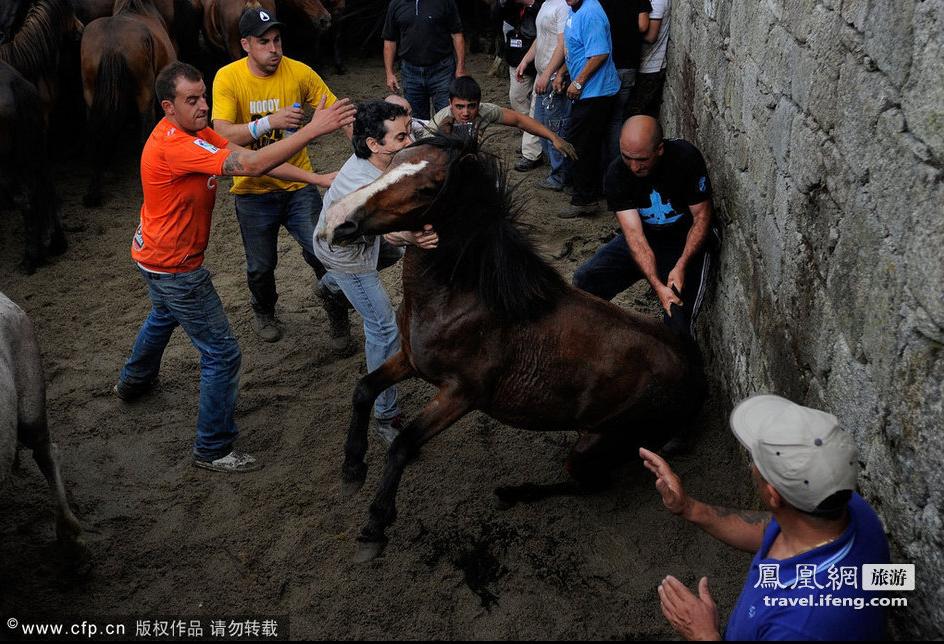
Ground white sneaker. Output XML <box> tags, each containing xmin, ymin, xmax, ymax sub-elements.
<box><xmin>193</xmin><ymin>450</ymin><xmax>262</xmax><ymax>473</ymax></box>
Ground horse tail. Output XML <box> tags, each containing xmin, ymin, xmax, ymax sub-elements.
<box><xmin>84</xmin><ymin>50</ymin><xmax>132</xmax><ymax>206</ymax></box>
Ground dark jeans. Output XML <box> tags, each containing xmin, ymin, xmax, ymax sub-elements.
<box><xmin>234</xmin><ymin>185</ymin><xmax>327</xmax><ymax>315</ymax></box>
<box><xmin>400</xmin><ymin>57</ymin><xmax>455</xmax><ymax>120</ymax></box>
<box><xmin>567</xmin><ymin>94</ymin><xmax>615</xmax><ymax>203</ymax></box>
<box><xmin>573</xmin><ymin>231</ymin><xmax>717</xmax><ymax>337</ymax></box>
<box><xmin>605</xmin><ymin>69</ymin><xmax>636</xmax><ymax>171</ymax></box>
<box><xmin>120</xmin><ymin>267</ymin><xmax>241</xmax><ymax>460</ymax></box>
<box><xmin>625</xmin><ymin>70</ymin><xmax>666</xmax><ymax>119</ymax></box>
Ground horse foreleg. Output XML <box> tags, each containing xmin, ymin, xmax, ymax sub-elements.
<box><xmin>341</xmin><ymin>351</ymin><xmax>415</xmax><ymax>497</ymax></box>
<box><xmin>494</xmin><ymin>432</ymin><xmax>614</xmax><ymax>508</ymax></box>
<box><xmin>355</xmin><ymin>382</ymin><xmax>472</xmax><ymax>563</ymax></box>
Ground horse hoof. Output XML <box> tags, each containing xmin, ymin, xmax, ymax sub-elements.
<box><xmin>340</xmin><ymin>477</ymin><xmax>364</xmax><ymax>498</ymax></box>
<box><xmin>493</xmin><ymin>488</ymin><xmax>518</xmax><ymax>510</ymax></box>
<box><xmin>353</xmin><ymin>540</ymin><xmax>384</xmax><ymax>563</ymax></box>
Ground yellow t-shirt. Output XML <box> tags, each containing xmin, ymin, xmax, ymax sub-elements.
<box><xmin>212</xmin><ymin>56</ymin><xmax>337</xmax><ymax>194</ymax></box>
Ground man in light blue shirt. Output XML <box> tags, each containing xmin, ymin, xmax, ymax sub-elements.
<box><xmin>555</xmin><ymin>0</ymin><xmax>620</xmax><ymax>218</ymax></box>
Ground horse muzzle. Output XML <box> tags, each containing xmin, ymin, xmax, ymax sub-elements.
<box><xmin>330</xmin><ymin>220</ymin><xmax>359</xmax><ymax>243</ymax></box>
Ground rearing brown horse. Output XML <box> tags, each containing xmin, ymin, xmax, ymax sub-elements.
<box><xmin>325</xmin><ymin>135</ymin><xmax>706</xmax><ymax>562</ymax></box>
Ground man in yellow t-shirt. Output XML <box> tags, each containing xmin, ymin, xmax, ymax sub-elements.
<box><xmin>212</xmin><ymin>7</ymin><xmax>352</xmax><ymax>347</ymax></box>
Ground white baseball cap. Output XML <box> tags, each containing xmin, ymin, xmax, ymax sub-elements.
<box><xmin>730</xmin><ymin>394</ymin><xmax>858</xmax><ymax>513</ymax></box>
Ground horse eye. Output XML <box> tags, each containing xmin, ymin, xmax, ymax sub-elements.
<box><xmin>420</xmin><ymin>185</ymin><xmax>438</xmax><ymax>195</ymax></box>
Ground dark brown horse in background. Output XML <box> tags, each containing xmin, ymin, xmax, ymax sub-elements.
<box><xmin>69</xmin><ymin>0</ymin><xmax>203</xmax><ymax>62</ymax></box>
<box><xmin>198</xmin><ymin>0</ymin><xmax>331</xmax><ymax>63</ymax></box>
<box><xmin>324</xmin><ymin>135</ymin><xmax>706</xmax><ymax>562</ymax></box>
<box><xmin>79</xmin><ymin>0</ymin><xmax>175</xmax><ymax>206</ymax></box>
<box><xmin>0</xmin><ymin>0</ymin><xmax>80</xmax><ymax>272</ymax></box>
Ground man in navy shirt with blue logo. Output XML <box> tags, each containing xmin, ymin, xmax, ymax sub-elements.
<box><xmin>640</xmin><ymin>395</ymin><xmax>891</xmax><ymax>640</ymax></box>
<box><xmin>573</xmin><ymin>115</ymin><xmax>716</xmax><ymax>338</ymax></box>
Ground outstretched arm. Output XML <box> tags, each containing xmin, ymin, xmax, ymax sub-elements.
<box><xmin>639</xmin><ymin>448</ymin><xmax>769</xmax><ymax>553</ymax></box>
<box><xmin>221</xmin><ymin>98</ymin><xmax>355</xmax><ymax>177</ymax></box>
<box><xmin>498</xmin><ymin>107</ymin><xmax>577</xmax><ymax>159</ymax></box>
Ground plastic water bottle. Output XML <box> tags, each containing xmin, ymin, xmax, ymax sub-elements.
<box><xmin>284</xmin><ymin>102</ymin><xmax>302</xmax><ymax>135</ymax></box>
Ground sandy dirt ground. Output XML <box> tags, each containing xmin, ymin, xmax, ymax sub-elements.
<box><xmin>0</xmin><ymin>54</ymin><xmax>757</xmax><ymax>639</ymax></box>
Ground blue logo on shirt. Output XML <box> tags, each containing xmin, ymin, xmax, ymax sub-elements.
<box><xmin>639</xmin><ymin>189</ymin><xmax>682</xmax><ymax>225</ymax></box>
<box><xmin>699</xmin><ymin>176</ymin><xmax>707</xmax><ymax>192</ymax></box>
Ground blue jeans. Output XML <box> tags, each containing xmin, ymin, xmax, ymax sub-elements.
<box><xmin>532</xmin><ymin>84</ymin><xmax>573</xmax><ymax>188</ymax></box>
<box><xmin>605</xmin><ymin>68</ymin><xmax>637</xmax><ymax>172</ymax></box>
<box><xmin>400</xmin><ymin>57</ymin><xmax>455</xmax><ymax>120</ymax></box>
<box><xmin>120</xmin><ymin>267</ymin><xmax>242</xmax><ymax>460</ymax></box>
<box><xmin>234</xmin><ymin>185</ymin><xmax>326</xmax><ymax>314</ymax></box>
<box><xmin>320</xmin><ymin>269</ymin><xmax>400</xmax><ymax>420</ymax></box>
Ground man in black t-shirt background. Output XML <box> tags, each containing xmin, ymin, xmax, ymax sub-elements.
<box><xmin>573</xmin><ymin>115</ymin><xmax>718</xmax><ymax>338</ymax></box>
<box><xmin>599</xmin><ymin>0</ymin><xmax>652</xmax><ymax>169</ymax></box>
<box><xmin>383</xmin><ymin>0</ymin><xmax>466</xmax><ymax>120</ymax></box>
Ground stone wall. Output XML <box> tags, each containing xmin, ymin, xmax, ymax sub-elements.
<box><xmin>660</xmin><ymin>0</ymin><xmax>943</xmax><ymax>636</ymax></box>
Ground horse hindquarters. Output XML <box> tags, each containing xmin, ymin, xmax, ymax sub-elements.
<box><xmin>81</xmin><ymin>42</ymin><xmax>132</xmax><ymax>207</ymax></box>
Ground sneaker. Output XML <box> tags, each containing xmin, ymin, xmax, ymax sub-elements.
<box><xmin>193</xmin><ymin>450</ymin><xmax>263</xmax><ymax>473</ymax></box>
<box><xmin>372</xmin><ymin>415</ymin><xmax>403</xmax><ymax>446</ymax></box>
<box><xmin>252</xmin><ymin>311</ymin><xmax>283</xmax><ymax>342</ymax></box>
<box><xmin>315</xmin><ymin>285</ymin><xmax>352</xmax><ymax>352</ymax></box>
<box><xmin>113</xmin><ymin>377</ymin><xmax>159</xmax><ymax>402</ymax></box>
<box><xmin>537</xmin><ymin>177</ymin><xmax>564</xmax><ymax>192</ymax></box>
<box><xmin>557</xmin><ymin>200</ymin><xmax>600</xmax><ymax>219</ymax></box>
<box><xmin>514</xmin><ymin>156</ymin><xmax>543</xmax><ymax>172</ymax></box>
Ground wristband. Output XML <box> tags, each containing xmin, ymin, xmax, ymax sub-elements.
<box><xmin>248</xmin><ymin>115</ymin><xmax>272</xmax><ymax>140</ymax></box>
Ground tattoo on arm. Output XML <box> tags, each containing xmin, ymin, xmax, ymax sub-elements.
<box><xmin>710</xmin><ymin>506</ymin><xmax>771</xmax><ymax>526</ymax></box>
<box><xmin>222</xmin><ymin>151</ymin><xmax>247</xmax><ymax>176</ymax></box>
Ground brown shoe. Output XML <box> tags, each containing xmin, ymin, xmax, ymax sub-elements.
<box><xmin>252</xmin><ymin>312</ymin><xmax>283</xmax><ymax>342</ymax></box>
<box><xmin>557</xmin><ymin>201</ymin><xmax>599</xmax><ymax>219</ymax></box>
<box><xmin>316</xmin><ymin>285</ymin><xmax>353</xmax><ymax>352</ymax></box>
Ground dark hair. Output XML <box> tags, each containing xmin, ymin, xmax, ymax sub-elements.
<box><xmin>800</xmin><ymin>489</ymin><xmax>853</xmax><ymax>521</ymax></box>
<box><xmin>352</xmin><ymin>100</ymin><xmax>407</xmax><ymax>159</ymax></box>
<box><xmin>449</xmin><ymin>76</ymin><xmax>482</xmax><ymax>102</ymax></box>
<box><xmin>155</xmin><ymin>61</ymin><xmax>203</xmax><ymax>103</ymax></box>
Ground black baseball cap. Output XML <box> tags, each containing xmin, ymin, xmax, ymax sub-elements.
<box><xmin>239</xmin><ymin>7</ymin><xmax>285</xmax><ymax>38</ymax></box>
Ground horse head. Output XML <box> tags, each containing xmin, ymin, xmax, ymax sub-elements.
<box><xmin>324</xmin><ymin>138</ymin><xmax>470</xmax><ymax>244</ymax></box>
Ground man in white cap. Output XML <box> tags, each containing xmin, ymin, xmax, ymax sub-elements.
<box><xmin>640</xmin><ymin>394</ymin><xmax>890</xmax><ymax>640</ymax></box>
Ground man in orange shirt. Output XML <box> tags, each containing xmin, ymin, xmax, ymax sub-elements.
<box><xmin>115</xmin><ymin>61</ymin><xmax>355</xmax><ymax>473</ymax></box>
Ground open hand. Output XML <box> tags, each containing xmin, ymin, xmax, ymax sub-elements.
<box><xmin>658</xmin><ymin>576</ymin><xmax>721</xmax><ymax>641</ymax></box>
<box><xmin>307</xmin><ymin>97</ymin><xmax>356</xmax><ymax>138</ymax></box>
<box><xmin>639</xmin><ymin>447</ymin><xmax>689</xmax><ymax>516</ymax></box>
<box><xmin>386</xmin><ymin>73</ymin><xmax>400</xmax><ymax>93</ymax></box>
<box><xmin>552</xmin><ymin>136</ymin><xmax>578</xmax><ymax>160</ymax></box>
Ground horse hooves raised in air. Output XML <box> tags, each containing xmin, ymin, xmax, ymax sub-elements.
<box><xmin>353</xmin><ymin>540</ymin><xmax>385</xmax><ymax>563</ymax></box>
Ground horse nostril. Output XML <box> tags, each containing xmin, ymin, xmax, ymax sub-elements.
<box><xmin>333</xmin><ymin>220</ymin><xmax>357</xmax><ymax>240</ymax></box>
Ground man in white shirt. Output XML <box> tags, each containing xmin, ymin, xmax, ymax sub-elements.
<box><xmin>627</xmin><ymin>0</ymin><xmax>671</xmax><ymax>117</ymax></box>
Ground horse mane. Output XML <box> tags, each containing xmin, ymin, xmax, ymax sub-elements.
<box><xmin>415</xmin><ymin>133</ymin><xmax>569</xmax><ymax>322</ymax></box>
<box><xmin>0</xmin><ymin>0</ymin><xmax>74</xmax><ymax>81</ymax></box>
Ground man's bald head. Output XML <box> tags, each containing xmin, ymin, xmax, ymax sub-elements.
<box><xmin>385</xmin><ymin>94</ymin><xmax>412</xmax><ymax>117</ymax></box>
<box><xmin>619</xmin><ymin>115</ymin><xmax>665</xmax><ymax>177</ymax></box>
